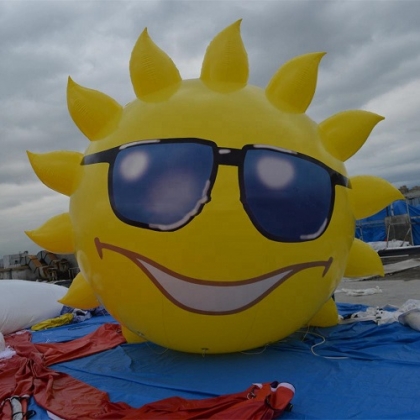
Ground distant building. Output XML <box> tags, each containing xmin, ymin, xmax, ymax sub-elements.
<box><xmin>0</xmin><ymin>251</ymin><xmax>79</xmax><ymax>281</ymax></box>
<box><xmin>2</xmin><ymin>251</ymin><xmax>29</xmax><ymax>269</ymax></box>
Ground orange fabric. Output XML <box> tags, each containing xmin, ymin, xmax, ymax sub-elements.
<box><xmin>122</xmin><ymin>382</ymin><xmax>295</xmax><ymax>419</ymax></box>
<box><xmin>1</xmin><ymin>324</ymin><xmax>294</xmax><ymax>419</ymax></box>
<box><xmin>0</xmin><ymin>324</ymin><xmax>129</xmax><ymax>420</ymax></box>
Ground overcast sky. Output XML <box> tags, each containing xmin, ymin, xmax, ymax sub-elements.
<box><xmin>0</xmin><ymin>0</ymin><xmax>419</xmax><ymax>258</ymax></box>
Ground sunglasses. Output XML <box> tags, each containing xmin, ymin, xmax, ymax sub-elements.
<box><xmin>82</xmin><ymin>138</ymin><xmax>350</xmax><ymax>242</ymax></box>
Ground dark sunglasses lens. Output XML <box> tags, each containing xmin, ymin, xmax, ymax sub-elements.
<box><xmin>111</xmin><ymin>142</ymin><xmax>214</xmax><ymax>230</ymax></box>
<box><xmin>243</xmin><ymin>149</ymin><xmax>333</xmax><ymax>241</ymax></box>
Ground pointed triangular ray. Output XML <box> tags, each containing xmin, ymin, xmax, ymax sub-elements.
<box><xmin>59</xmin><ymin>272</ymin><xmax>100</xmax><ymax>309</ymax></box>
<box><xmin>320</xmin><ymin>110</ymin><xmax>384</xmax><ymax>161</ymax></box>
<box><xmin>200</xmin><ymin>20</ymin><xmax>248</xmax><ymax>90</ymax></box>
<box><xmin>25</xmin><ymin>213</ymin><xmax>75</xmax><ymax>254</ymax></box>
<box><xmin>67</xmin><ymin>77</ymin><xmax>122</xmax><ymax>141</ymax></box>
<box><xmin>27</xmin><ymin>150</ymin><xmax>83</xmax><ymax>196</ymax></box>
<box><xmin>307</xmin><ymin>298</ymin><xmax>339</xmax><ymax>327</ymax></box>
<box><xmin>266</xmin><ymin>52</ymin><xmax>325</xmax><ymax>113</ymax></box>
<box><xmin>130</xmin><ymin>28</ymin><xmax>181</xmax><ymax>99</ymax></box>
<box><xmin>349</xmin><ymin>176</ymin><xmax>405</xmax><ymax>220</ymax></box>
<box><xmin>344</xmin><ymin>238</ymin><xmax>384</xmax><ymax>278</ymax></box>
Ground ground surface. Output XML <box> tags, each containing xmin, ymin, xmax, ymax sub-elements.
<box><xmin>336</xmin><ymin>255</ymin><xmax>420</xmax><ymax>308</ymax></box>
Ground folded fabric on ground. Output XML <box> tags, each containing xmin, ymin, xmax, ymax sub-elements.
<box><xmin>0</xmin><ymin>323</ymin><xmax>127</xmax><ymax>420</ymax></box>
<box><xmin>2</xmin><ymin>303</ymin><xmax>420</xmax><ymax>419</ymax></box>
<box><xmin>29</xmin><ymin>305</ymin><xmax>110</xmax><ymax>331</ymax></box>
<box><xmin>340</xmin><ymin>299</ymin><xmax>420</xmax><ymax>328</ymax></box>
<box><xmin>335</xmin><ymin>286</ymin><xmax>383</xmax><ymax>296</ymax></box>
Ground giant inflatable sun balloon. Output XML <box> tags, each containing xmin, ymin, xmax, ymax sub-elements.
<box><xmin>27</xmin><ymin>21</ymin><xmax>403</xmax><ymax>353</ymax></box>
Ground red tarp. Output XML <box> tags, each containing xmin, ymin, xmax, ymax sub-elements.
<box><xmin>1</xmin><ymin>323</ymin><xmax>294</xmax><ymax>419</ymax></box>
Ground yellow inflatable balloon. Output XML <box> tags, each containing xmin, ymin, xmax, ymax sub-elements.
<box><xmin>26</xmin><ymin>20</ymin><xmax>404</xmax><ymax>353</ymax></box>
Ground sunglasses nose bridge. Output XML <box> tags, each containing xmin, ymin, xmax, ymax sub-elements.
<box><xmin>200</xmin><ymin>146</ymin><xmax>242</xmax><ymax>209</ymax></box>
<box><xmin>207</xmin><ymin>164</ymin><xmax>242</xmax><ymax>209</ymax></box>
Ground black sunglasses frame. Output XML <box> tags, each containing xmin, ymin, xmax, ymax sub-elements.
<box><xmin>81</xmin><ymin>138</ymin><xmax>351</xmax><ymax>242</ymax></box>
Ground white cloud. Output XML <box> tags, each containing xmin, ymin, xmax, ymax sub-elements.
<box><xmin>346</xmin><ymin>78</ymin><xmax>420</xmax><ymax>185</ymax></box>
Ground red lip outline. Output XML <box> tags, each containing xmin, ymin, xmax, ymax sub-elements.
<box><xmin>95</xmin><ymin>237</ymin><xmax>332</xmax><ymax>315</ymax></box>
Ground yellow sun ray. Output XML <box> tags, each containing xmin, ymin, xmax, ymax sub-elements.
<box><xmin>349</xmin><ymin>175</ymin><xmax>405</xmax><ymax>220</ymax></box>
<box><xmin>307</xmin><ymin>298</ymin><xmax>339</xmax><ymax>327</ymax></box>
<box><xmin>200</xmin><ymin>20</ymin><xmax>248</xmax><ymax>90</ymax></box>
<box><xmin>59</xmin><ymin>272</ymin><xmax>100</xmax><ymax>309</ymax></box>
<box><xmin>25</xmin><ymin>213</ymin><xmax>74</xmax><ymax>254</ymax></box>
<box><xmin>266</xmin><ymin>52</ymin><xmax>326</xmax><ymax>113</ymax></box>
<box><xmin>27</xmin><ymin>150</ymin><xmax>83</xmax><ymax>196</ymax></box>
<box><xmin>129</xmin><ymin>28</ymin><xmax>181</xmax><ymax>100</ymax></box>
<box><xmin>345</xmin><ymin>238</ymin><xmax>384</xmax><ymax>278</ymax></box>
<box><xmin>319</xmin><ymin>110</ymin><xmax>384</xmax><ymax>162</ymax></box>
<box><xmin>67</xmin><ymin>77</ymin><xmax>123</xmax><ymax>141</ymax></box>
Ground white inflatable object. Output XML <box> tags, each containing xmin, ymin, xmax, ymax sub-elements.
<box><xmin>0</xmin><ymin>280</ymin><xmax>67</xmax><ymax>335</ymax></box>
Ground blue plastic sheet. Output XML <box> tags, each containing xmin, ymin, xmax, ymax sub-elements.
<box><xmin>356</xmin><ymin>200</ymin><xmax>420</xmax><ymax>245</ymax></box>
<box><xmin>27</xmin><ymin>304</ymin><xmax>420</xmax><ymax>419</ymax></box>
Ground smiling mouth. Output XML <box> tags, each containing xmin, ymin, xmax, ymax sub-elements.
<box><xmin>95</xmin><ymin>237</ymin><xmax>332</xmax><ymax>315</ymax></box>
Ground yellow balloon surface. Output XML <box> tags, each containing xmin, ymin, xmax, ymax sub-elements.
<box><xmin>26</xmin><ymin>21</ymin><xmax>401</xmax><ymax>353</ymax></box>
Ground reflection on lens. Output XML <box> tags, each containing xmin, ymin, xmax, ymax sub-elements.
<box><xmin>119</xmin><ymin>151</ymin><xmax>148</xmax><ymax>181</ymax></box>
<box><xmin>256</xmin><ymin>156</ymin><xmax>295</xmax><ymax>189</ymax></box>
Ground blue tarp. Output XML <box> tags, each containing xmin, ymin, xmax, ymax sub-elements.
<box><xmin>356</xmin><ymin>200</ymin><xmax>420</xmax><ymax>245</ymax></box>
<box><xmin>27</xmin><ymin>304</ymin><xmax>420</xmax><ymax>419</ymax></box>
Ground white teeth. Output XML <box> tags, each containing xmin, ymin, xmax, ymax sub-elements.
<box><xmin>139</xmin><ymin>258</ymin><xmax>293</xmax><ymax>315</ymax></box>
